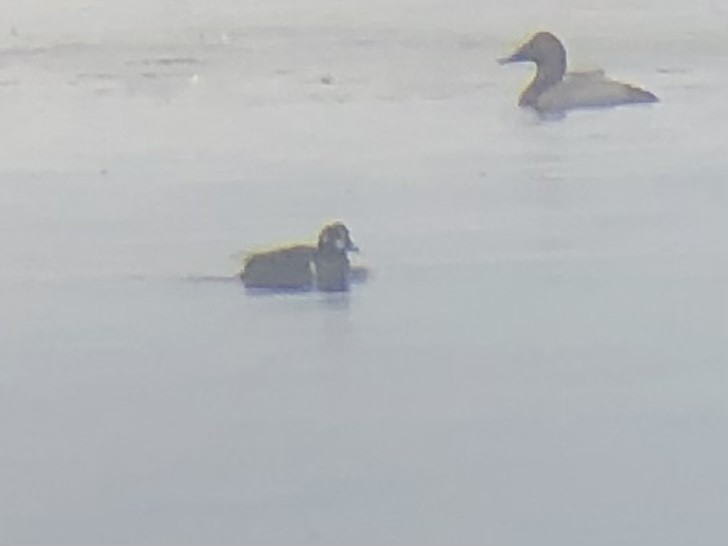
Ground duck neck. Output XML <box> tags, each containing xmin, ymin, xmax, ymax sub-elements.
<box><xmin>519</xmin><ymin>57</ymin><xmax>566</xmax><ymax>107</ymax></box>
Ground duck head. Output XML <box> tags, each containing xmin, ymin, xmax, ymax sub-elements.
<box><xmin>499</xmin><ymin>31</ymin><xmax>569</xmax><ymax>108</ymax></box>
<box><xmin>317</xmin><ymin>222</ymin><xmax>359</xmax><ymax>255</ymax></box>
<box><xmin>498</xmin><ymin>31</ymin><xmax>567</xmax><ymax>70</ymax></box>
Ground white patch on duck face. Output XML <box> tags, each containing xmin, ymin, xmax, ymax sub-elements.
<box><xmin>334</xmin><ymin>237</ymin><xmax>347</xmax><ymax>250</ymax></box>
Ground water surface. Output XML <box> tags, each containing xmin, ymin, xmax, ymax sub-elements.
<box><xmin>0</xmin><ymin>1</ymin><xmax>726</xmax><ymax>544</ymax></box>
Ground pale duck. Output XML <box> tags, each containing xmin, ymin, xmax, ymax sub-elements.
<box><xmin>499</xmin><ymin>31</ymin><xmax>658</xmax><ymax>114</ymax></box>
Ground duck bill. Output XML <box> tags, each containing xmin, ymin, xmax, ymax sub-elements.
<box><xmin>498</xmin><ymin>50</ymin><xmax>528</xmax><ymax>64</ymax></box>
<box><xmin>334</xmin><ymin>238</ymin><xmax>359</xmax><ymax>252</ymax></box>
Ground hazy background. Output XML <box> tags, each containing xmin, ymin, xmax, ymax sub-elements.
<box><xmin>1</xmin><ymin>1</ymin><xmax>726</xmax><ymax>544</ymax></box>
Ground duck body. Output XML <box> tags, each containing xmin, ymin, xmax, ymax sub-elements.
<box><xmin>239</xmin><ymin>245</ymin><xmax>315</xmax><ymax>290</ymax></box>
<box><xmin>499</xmin><ymin>32</ymin><xmax>658</xmax><ymax>114</ymax></box>
<box><xmin>527</xmin><ymin>70</ymin><xmax>659</xmax><ymax>113</ymax></box>
<box><xmin>239</xmin><ymin>222</ymin><xmax>359</xmax><ymax>292</ymax></box>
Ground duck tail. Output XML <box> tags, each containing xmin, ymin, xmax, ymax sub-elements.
<box><xmin>627</xmin><ymin>86</ymin><xmax>659</xmax><ymax>103</ymax></box>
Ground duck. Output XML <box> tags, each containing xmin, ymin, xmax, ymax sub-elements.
<box><xmin>498</xmin><ymin>31</ymin><xmax>658</xmax><ymax>114</ymax></box>
<box><xmin>239</xmin><ymin>222</ymin><xmax>359</xmax><ymax>292</ymax></box>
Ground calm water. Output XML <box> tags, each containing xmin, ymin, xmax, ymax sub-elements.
<box><xmin>0</xmin><ymin>1</ymin><xmax>726</xmax><ymax>544</ymax></box>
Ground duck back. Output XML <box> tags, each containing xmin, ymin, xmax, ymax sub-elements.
<box><xmin>240</xmin><ymin>245</ymin><xmax>314</xmax><ymax>289</ymax></box>
<box><xmin>536</xmin><ymin>71</ymin><xmax>658</xmax><ymax>113</ymax></box>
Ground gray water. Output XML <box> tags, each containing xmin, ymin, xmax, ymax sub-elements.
<box><xmin>1</xmin><ymin>1</ymin><xmax>726</xmax><ymax>544</ymax></box>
